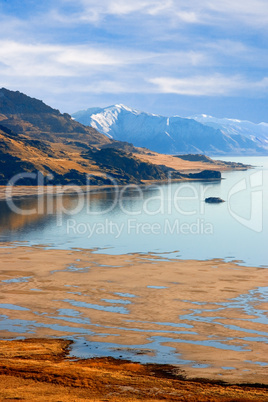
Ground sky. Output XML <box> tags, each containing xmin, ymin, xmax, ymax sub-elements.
<box><xmin>0</xmin><ymin>0</ymin><xmax>267</xmax><ymax>122</ymax></box>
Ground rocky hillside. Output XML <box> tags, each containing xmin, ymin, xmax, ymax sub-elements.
<box><xmin>0</xmin><ymin>88</ymin><xmax>217</xmax><ymax>185</ymax></box>
<box><xmin>0</xmin><ymin>88</ymin><xmax>111</xmax><ymax>147</ymax></box>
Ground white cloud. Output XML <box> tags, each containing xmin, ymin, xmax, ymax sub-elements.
<box><xmin>204</xmin><ymin>40</ymin><xmax>268</xmax><ymax>71</ymax></box>
<box><xmin>1</xmin><ymin>38</ymin><xmax>267</xmax><ymax>99</ymax></box>
<box><xmin>0</xmin><ymin>40</ymin><xmax>149</xmax><ymax>78</ymax></box>
<box><xmin>0</xmin><ymin>41</ymin><xmax>71</xmax><ymax>77</ymax></box>
<box><xmin>175</xmin><ymin>11</ymin><xmax>199</xmax><ymax>23</ymax></box>
<box><xmin>254</xmin><ymin>77</ymin><xmax>268</xmax><ymax>89</ymax></box>
<box><xmin>0</xmin><ymin>39</ymin><xmax>211</xmax><ymax>80</ymax></box>
<box><xmin>61</xmin><ymin>0</ymin><xmax>173</xmax><ymax>18</ymax></box>
<box><xmin>56</xmin><ymin>48</ymin><xmax>121</xmax><ymax>67</ymax></box>
<box><xmin>149</xmin><ymin>74</ymin><xmax>268</xmax><ymax>96</ymax></box>
<box><xmin>57</xmin><ymin>0</ymin><xmax>268</xmax><ymax>27</ymax></box>
<box><xmin>206</xmin><ymin>0</ymin><xmax>268</xmax><ymax>25</ymax></box>
<box><xmin>0</xmin><ymin>1</ymin><xmax>267</xmax><ymax>117</ymax></box>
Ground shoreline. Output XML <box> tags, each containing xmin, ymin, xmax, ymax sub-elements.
<box><xmin>0</xmin><ymin>176</ymin><xmax>223</xmax><ymax>201</ymax></box>
<box><xmin>0</xmin><ymin>155</ymin><xmax>253</xmax><ymax>201</ymax></box>
<box><xmin>0</xmin><ymin>338</ymin><xmax>267</xmax><ymax>401</ymax></box>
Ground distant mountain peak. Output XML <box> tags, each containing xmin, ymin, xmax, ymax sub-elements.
<box><xmin>113</xmin><ymin>104</ymin><xmax>133</xmax><ymax>111</ymax></box>
<box><xmin>189</xmin><ymin>114</ymin><xmax>268</xmax><ymax>145</ymax></box>
<box><xmin>72</xmin><ymin>105</ymin><xmax>268</xmax><ymax>155</ymax></box>
<box><xmin>189</xmin><ymin>113</ymin><xmax>254</xmax><ymax>125</ymax></box>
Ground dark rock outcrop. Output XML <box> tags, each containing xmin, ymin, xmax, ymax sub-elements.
<box><xmin>177</xmin><ymin>170</ymin><xmax>221</xmax><ymax>180</ymax></box>
<box><xmin>187</xmin><ymin>170</ymin><xmax>221</xmax><ymax>180</ymax></box>
<box><xmin>205</xmin><ymin>197</ymin><xmax>225</xmax><ymax>203</ymax></box>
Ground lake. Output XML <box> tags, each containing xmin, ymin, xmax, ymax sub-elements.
<box><xmin>0</xmin><ymin>156</ymin><xmax>267</xmax><ymax>267</ymax></box>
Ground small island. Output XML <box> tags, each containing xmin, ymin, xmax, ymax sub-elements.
<box><xmin>205</xmin><ymin>197</ymin><xmax>225</xmax><ymax>203</ymax></box>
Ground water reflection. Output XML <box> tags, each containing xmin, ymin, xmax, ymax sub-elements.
<box><xmin>0</xmin><ymin>157</ymin><xmax>267</xmax><ymax>267</ymax></box>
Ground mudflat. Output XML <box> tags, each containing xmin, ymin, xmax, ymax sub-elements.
<box><xmin>0</xmin><ymin>244</ymin><xmax>267</xmax><ymax>387</ymax></box>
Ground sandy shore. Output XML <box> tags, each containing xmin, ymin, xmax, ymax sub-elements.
<box><xmin>0</xmin><ymin>244</ymin><xmax>267</xmax><ymax>388</ymax></box>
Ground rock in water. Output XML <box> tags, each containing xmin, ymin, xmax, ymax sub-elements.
<box><xmin>205</xmin><ymin>197</ymin><xmax>225</xmax><ymax>203</ymax></box>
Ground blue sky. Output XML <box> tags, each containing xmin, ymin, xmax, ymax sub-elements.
<box><xmin>0</xmin><ymin>0</ymin><xmax>267</xmax><ymax>122</ymax></box>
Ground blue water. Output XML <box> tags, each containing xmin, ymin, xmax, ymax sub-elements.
<box><xmin>0</xmin><ymin>156</ymin><xmax>267</xmax><ymax>267</ymax></box>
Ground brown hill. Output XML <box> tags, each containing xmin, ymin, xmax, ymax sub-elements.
<box><xmin>0</xmin><ymin>88</ymin><xmax>111</xmax><ymax>147</ymax></box>
<box><xmin>0</xmin><ymin>88</ymin><xmax>247</xmax><ymax>186</ymax></box>
<box><xmin>0</xmin><ymin>123</ymin><xmax>169</xmax><ymax>185</ymax></box>
<box><xmin>0</xmin><ymin>88</ymin><xmax>169</xmax><ymax>184</ymax></box>
<box><xmin>0</xmin><ymin>88</ymin><xmax>170</xmax><ymax>185</ymax></box>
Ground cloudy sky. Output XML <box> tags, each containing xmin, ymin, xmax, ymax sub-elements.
<box><xmin>0</xmin><ymin>0</ymin><xmax>267</xmax><ymax>121</ymax></box>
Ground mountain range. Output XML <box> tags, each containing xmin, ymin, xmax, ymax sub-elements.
<box><xmin>72</xmin><ymin>105</ymin><xmax>268</xmax><ymax>155</ymax></box>
<box><xmin>189</xmin><ymin>114</ymin><xmax>268</xmax><ymax>149</ymax></box>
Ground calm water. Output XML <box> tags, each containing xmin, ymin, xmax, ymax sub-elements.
<box><xmin>0</xmin><ymin>156</ymin><xmax>267</xmax><ymax>267</ymax></box>
<box><xmin>0</xmin><ymin>157</ymin><xmax>268</xmax><ymax>266</ymax></box>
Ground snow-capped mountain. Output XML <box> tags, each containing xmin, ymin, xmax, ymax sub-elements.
<box><xmin>72</xmin><ymin>105</ymin><xmax>268</xmax><ymax>155</ymax></box>
<box><xmin>189</xmin><ymin>114</ymin><xmax>268</xmax><ymax>148</ymax></box>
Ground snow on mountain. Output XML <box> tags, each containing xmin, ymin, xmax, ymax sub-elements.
<box><xmin>189</xmin><ymin>114</ymin><xmax>268</xmax><ymax>148</ymax></box>
<box><xmin>72</xmin><ymin>105</ymin><xmax>268</xmax><ymax>155</ymax></box>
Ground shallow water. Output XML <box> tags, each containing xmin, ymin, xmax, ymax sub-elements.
<box><xmin>0</xmin><ymin>251</ymin><xmax>267</xmax><ymax>367</ymax></box>
<box><xmin>0</xmin><ymin>156</ymin><xmax>267</xmax><ymax>267</ymax></box>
